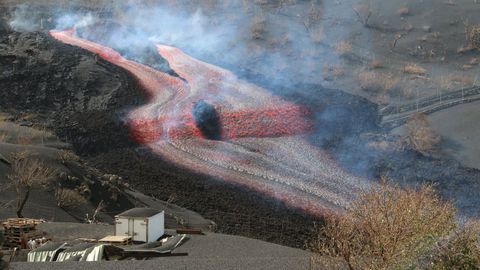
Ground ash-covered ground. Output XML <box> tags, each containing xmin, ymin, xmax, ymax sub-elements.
<box><xmin>1</xmin><ymin>1</ymin><xmax>480</xmax><ymax>249</ymax></box>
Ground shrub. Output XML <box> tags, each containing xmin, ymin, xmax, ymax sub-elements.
<box><xmin>311</xmin><ymin>182</ymin><xmax>456</xmax><ymax>270</ymax></box>
<box><xmin>403</xmin><ymin>63</ymin><xmax>427</xmax><ymax>75</ymax></box>
<box><xmin>55</xmin><ymin>188</ymin><xmax>88</xmax><ymax>209</ymax></box>
<box><xmin>8</xmin><ymin>151</ymin><xmax>58</xmax><ymax>217</ymax></box>
<box><xmin>357</xmin><ymin>71</ymin><xmax>400</xmax><ymax>93</ymax></box>
<box><xmin>469</xmin><ymin>25</ymin><xmax>480</xmax><ymax>49</ymax></box>
<box><xmin>58</xmin><ymin>150</ymin><xmax>80</xmax><ymax>165</ymax></box>
<box><xmin>406</xmin><ymin>113</ymin><xmax>440</xmax><ymax>153</ymax></box>
<box><xmin>426</xmin><ymin>222</ymin><xmax>480</xmax><ymax>269</ymax></box>
<box><xmin>335</xmin><ymin>41</ymin><xmax>353</xmax><ymax>55</ymax></box>
<box><xmin>371</xmin><ymin>59</ymin><xmax>382</xmax><ymax>69</ymax></box>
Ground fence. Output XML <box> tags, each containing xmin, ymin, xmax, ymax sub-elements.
<box><xmin>380</xmin><ymin>85</ymin><xmax>480</xmax><ymax>128</ymax></box>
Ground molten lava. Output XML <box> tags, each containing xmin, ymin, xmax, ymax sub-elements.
<box><xmin>50</xmin><ymin>30</ymin><xmax>313</xmax><ymax>142</ymax></box>
<box><xmin>50</xmin><ymin>29</ymin><xmax>367</xmax><ymax>217</ymax></box>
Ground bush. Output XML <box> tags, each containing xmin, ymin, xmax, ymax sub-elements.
<box><xmin>406</xmin><ymin>113</ymin><xmax>440</xmax><ymax>154</ymax></box>
<box><xmin>356</xmin><ymin>71</ymin><xmax>400</xmax><ymax>93</ymax></box>
<box><xmin>426</xmin><ymin>222</ymin><xmax>480</xmax><ymax>269</ymax></box>
<box><xmin>55</xmin><ymin>188</ymin><xmax>88</xmax><ymax>209</ymax></box>
<box><xmin>8</xmin><ymin>151</ymin><xmax>58</xmax><ymax>217</ymax></box>
<box><xmin>403</xmin><ymin>63</ymin><xmax>427</xmax><ymax>75</ymax></box>
<box><xmin>310</xmin><ymin>181</ymin><xmax>456</xmax><ymax>270</ymax></box>
<box><xmin>58</xmin><ymin>150</ymin><xmax>80</xmax><ymax>165</ymax></box>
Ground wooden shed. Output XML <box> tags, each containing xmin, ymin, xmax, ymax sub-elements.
<box><xmin>114</xmin><ymin>208</ymin><xmax>164</xmax><ymax>243</ymax></box>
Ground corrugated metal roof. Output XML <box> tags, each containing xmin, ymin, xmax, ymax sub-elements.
<box><xmin>62</xmin><ymin>242</ymin><xmax>96</xmax><ymax>252</ymax></box>
<box><xmin>116</xmin><ymin>208</ymin><xmax>162</xmax><ymax>218</ymax></box>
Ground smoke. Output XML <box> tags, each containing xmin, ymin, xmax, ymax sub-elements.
<box><xmin>7</xmin><ymin>0</ymin><xmax>372</xmax><ymax>89</ymax></box>
<box><xmin>9</xmin><ymin>4</ymin><xmax>39</xmax><ymax>31</ymax></box>
<box><xmin>47</xmin><ymin>1</ymin><xmax>350</xmax><ymax>88</ymax></box>
<box><xmin>56</xmin><ymin>13</ymin><xmax>95</xmax><ymax>31</ymax></box>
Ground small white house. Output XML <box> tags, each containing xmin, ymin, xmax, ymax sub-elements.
<box><xmin>114</xmin><ymin>208</ymin><xmax>164</xmax><ymax>243</ymax></box>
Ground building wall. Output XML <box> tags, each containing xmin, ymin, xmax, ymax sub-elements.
<box><xmin>148</xmin><ymin>211</ymin><xmax>164</xmax><ymax>242</ymax></box>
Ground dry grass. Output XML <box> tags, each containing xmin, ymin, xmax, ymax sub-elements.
<box><xmin>58</xmin><ymin>150</ymin><xmax>80</xmax><ymax>165</ymax></box>
<box><xmin>426</xmin><ymin>222</ymin><xmax>480</xmax><ymax>269</ymax></box>
<box><xmin>303</xmin><ymin>2</ymin><xmax>323</xmax><ymax>29</ymax></box>
<box><xmin>403</xmin><ymin>63</ymin><xmax>427</xmax><ymax>75</ymax></box>
<box><xmin>435</xmin><ymin>74</ymin><xmax>475</xmax><ymax>90</ymax></box>
<box><xmin>55</xmin><ymin>188</ymin><xmax>88</xmax><ymax>209</ymax></box>
<box><xmin>469</xmin><ymin>25</ymin><xmax>480</xmax><ymax>49</ymax></box>
<box><xmin>406</xmin><ymin>113</ymin><xmax>440</xmax><ymax>153</ymax></box>
<box><xmin>366</xmin><ymin>139</ymin><xmax>403</xmax><ymax>152</ymax></box>
<box><xmin>357</xmin><ymin>71</ymin><xmax>400</xmax><ymax>93</ymax></box>
<box><xmin>371</xmin><ymin>59</ymin><xmax>382</xmax><ymax>69</ymax></box>
<box><xmin>0</xmin><ymin>119</ymin><xmax>56</xmax><ymax>145</ymax></box>
<box><xmin>311</xmin><ymin>181</ymin><xmax>456</xmax><ymax>270</ymax></box>
<box><xmin>334</xmin><ymin>41</ymin><xmax>353</xmax><ymax>55</ymax></box>
<box><xmin>323</xmin><ymin>64</ymin><xmax>345</xmax><ymax>81</ymax></box>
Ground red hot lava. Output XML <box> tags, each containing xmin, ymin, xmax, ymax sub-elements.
<box><xmin>50</xmin><ymin>30</ymin><xmax>314</xmax><ymax>143</ymax></box>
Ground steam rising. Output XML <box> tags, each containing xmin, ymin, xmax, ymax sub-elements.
<box><xmin>6</xmin><ymin>0</ymin><xmax>369</xmax><ymax>89</ymax></box>
<box><xmin>9</xmin><ymin>4</ymin><xmax>39</xmax><ymax>32</ymax></box>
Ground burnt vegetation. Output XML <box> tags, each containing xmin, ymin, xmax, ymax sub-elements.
<box><xmin>7</xmin><ymin>151</ymin><xmax>59</xmax><ymax>218</ymax></box>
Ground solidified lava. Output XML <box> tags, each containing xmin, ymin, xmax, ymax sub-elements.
<box><xmin>50</xmin><ymin>29</ymin><xmax>367</xmax><ymax>217</ymax></box>
<box><xmin>193</xmin><ymin>100</ymin><xmax>222</xmax><ymax>140</ymax></box>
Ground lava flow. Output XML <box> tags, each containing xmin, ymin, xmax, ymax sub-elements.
<box><xmin>50</xmin><ymin>29</ymin><xmax>368</xmax><ymax>217</ymax></box>
<box><xmin>51</xmin><ymin>30</ymin><xmax>313</xmax><ymax>142</ymax></box>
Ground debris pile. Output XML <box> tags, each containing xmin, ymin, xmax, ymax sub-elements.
<box><xmin>27</xmin><ymin>234</ymin><xmax>188</xmax><ymax>262</ymax></box>
<box><xmin>2</xmin><ymin>218</ymin><xmax>45</xmax><ymax>249</ymax></box>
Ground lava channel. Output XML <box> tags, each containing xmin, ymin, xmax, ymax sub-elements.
<box><xmin>50</xmin><ymin>29</ymin><xmax>368</xmax><ymax>217</ymax></box>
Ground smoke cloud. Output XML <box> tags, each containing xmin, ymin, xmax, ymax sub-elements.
<box><xmin>46</xmin><ymin>0</ymin><xmax>350</xmax><ymax>88</ymax></box>
<box><xmin>9</xmin><ymin>4</ymin><xmax>39</xmax><ymax>32</ymax></box>
<box><xmin>7</xmin><ymin>0</ymin><xmax>372</xmax><ymax>90</ymax></box>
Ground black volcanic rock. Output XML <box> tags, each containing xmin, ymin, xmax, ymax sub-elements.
<box><xmin>192</xmin><ymin>100</ymin><xmax>222</xmax><ymax>140</ymax></box>
<box><xmin>0</xmin><ymin>19</ymin><xmax>9</xmax><ymax>33</ymax></box>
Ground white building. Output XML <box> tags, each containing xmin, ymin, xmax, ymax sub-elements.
<box><xmin>114</xmin><ymin>208</ymin><xmax>165</xmax><ymax>243</ymax></box>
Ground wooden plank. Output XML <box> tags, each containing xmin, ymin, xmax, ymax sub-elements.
<box><xmin>77</xmin><ymin>238</ymin><xmax>98</xmax><ymax>243</ymax></box>
<box><xmin>99</xmin><ymin>235</ymin><xmax>132</xmax><ymax>245</ymax></box>
<box><xmin>99</xmin><ymin>235</ymin><xmax>132</xmax><ymax>242</ymax></box>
